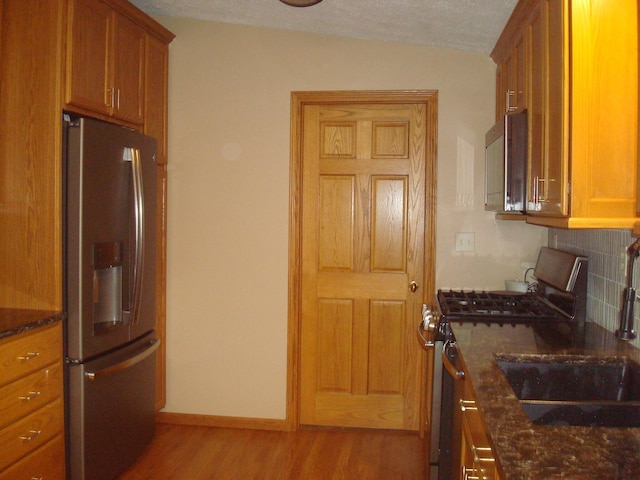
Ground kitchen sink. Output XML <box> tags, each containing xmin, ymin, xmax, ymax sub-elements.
<box><xmin>495</xmin><ymin>355</ymin><xmax>640</xmax><ymax>427</ymax></box>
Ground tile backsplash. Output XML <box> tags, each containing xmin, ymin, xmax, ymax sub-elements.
<box><xmin>550</xmin><ymin>228</ymin><xmax>640</xmax><ymax>348</ymax></box>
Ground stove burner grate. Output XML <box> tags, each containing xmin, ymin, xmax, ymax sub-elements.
<box><xmin>437</xmin><ymin>290</ymin><xmax>562</xmax><ymax>322</ymax></box>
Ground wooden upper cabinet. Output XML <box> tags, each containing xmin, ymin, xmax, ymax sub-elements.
<box><xmin>500</xmin><ymin>32</ymin><xmax>527</xmax><ymax>118</ymax></box>
<box><xmin>144</xmin><ymin>34</ymin><xmax>169</xmax><ymax>164</ymax></box>
<box><xmin>526</xmin><ymin>0</ymin><xmax>567</xmax><ymax>216</ymax></box>
<box><xmin>494</xmin><ymin>21</ymin><xmax>527</xmax><ymax>118</ymax></box>
<box><xmin>111</xmin><ymin>12</ymin><xmax>145</xmax><ymax>124</ymax></box>
<box><xmin>492</xmin><ymin>0</ymin><xmax>639</xmax><ymax>228</ymax></box>
<box><xmin>65</xmin><ymin>0</ymin><xmax>111</xmax><ymax>117</ymax></box>
<box><xmin>513</xmin><ymin>32</ymin><xmax>527</xmax><ymax>114</ymax></box>
<box><xmin>1</xmin><ymin>0</ymin><xmax>173</xmax><ymax>405</ymax></box>
<box><xmin>66</xmin><ymin>0</ymin><xmax>145</xmax><ymax>125</ymax></box>
<box><xmin>0</xmin><ymin>0</ymin><xmax>65</xmax><ymax>311</ymax></box>
<box><xmin>495</xmin><ymin>63</ymin><xmax>507</xmax><ymax>119</ymax></box>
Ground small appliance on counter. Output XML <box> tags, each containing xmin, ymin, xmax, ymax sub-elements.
<box><xmin>504</xmin><ymin>279</ymin><xmax>528</xmax><ymax>292</ymax></box>
<box><xmin>418</xmin><ymin>246</ymin><xmax>588</xmax><ymax>480</ymax></box>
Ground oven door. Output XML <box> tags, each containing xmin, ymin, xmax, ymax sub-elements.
<box><xmin>439</xmin><ymin>339</ymin><xmax>467</xmax><ymax>480</ymax></box>
<box><xmin>429</xmin><ymin>339</ymin><xmax>444</xmax><ymax>479</ymax></box>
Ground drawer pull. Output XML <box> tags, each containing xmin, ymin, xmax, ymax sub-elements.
<box><xmin>461</xmin><ymin>466</ymin><xmax>480</xmax><ymax>480</ymax></box>
<box><xmin>18</xmin><ymin>391</ymin><xmax>42</xmax><ymax>401</ymax></box>
<box><xmin>31</xmin><ymin>477</ymin><xmax>44</xmax><ymax>480</ymax></box>
<box><xmin>460</xmin><ymin>399</ymin><xmax>477</xmax><ymax>411</ymax></box>
<box><xmin>19</xmin><ymin>429</ymin><xmax>42</xmax><ymax>441</ymax></box>
<box><xmin>17</xmin><ymin>351</ymin><xmax>40</xmax><ymax>362</ymax></box>
<box><xmin>472</xmin><ymin>445</ymin><xmax>496</xmax><ymax>463</ymax></box>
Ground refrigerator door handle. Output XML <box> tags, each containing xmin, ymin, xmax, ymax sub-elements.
<box><xmin>132</xmin><ymin>147</ymin><xmax>145</xmax><ymax>325</ymax></box>
<box><xmin>85</xmin><ymin>338</ymin><xmax>159</xmax><ymax>381</ymax></box>
<box><xmin>124</xmin><ymin>147</ymin><xmax>145</xmax><ymax>325</ymax></box>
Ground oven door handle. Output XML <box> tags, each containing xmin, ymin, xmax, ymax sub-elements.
<box><xmin>417</xmin><ymin>306</ymin><xmax>439</xmax><ymax>349</ymax></box>
<box><xmin>417</xmin><ymin>321</ymin><xmax>435</xmax><ymax>348</ymax></box>
<box><xmin>442</xmin><ymin>340</ymin><xmax>465</xmax><ymax>380</ymax></box>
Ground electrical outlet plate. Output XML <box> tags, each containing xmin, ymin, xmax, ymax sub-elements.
<box><xmin>455</xmin><ymin>232</ymin><xmax>475</xmax><ymax>252</ymax></box>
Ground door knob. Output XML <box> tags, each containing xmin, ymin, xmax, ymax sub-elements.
<box><xmin>409</xmin><ymin>281</ymin><xmax>419</xmax><ymax>293</ymax></box>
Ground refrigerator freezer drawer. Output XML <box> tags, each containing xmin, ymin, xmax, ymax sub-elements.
<box><xmin>67</xmin><ymin>333</ymin><xmax>158</xmax><ymax>480</ymax></box>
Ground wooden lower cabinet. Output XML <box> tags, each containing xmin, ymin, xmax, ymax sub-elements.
<box><xmin>0</xmin><ymin>323</ymin><xmax>65</xmax><ymax>478</ymax></box>
<box><xmin>0</xmin><ymin>435</ymin><xmax>65</xmax><ymax>480</ymax></box>
<box><xmin>459</xmin><ymin>386</ymin><xmax>501</xmax><ymax>480</ymax></box>
<box><xmin>452</xmin><ymin>347</ymin><xmax>501</xmax><ymax>480</ymax></box>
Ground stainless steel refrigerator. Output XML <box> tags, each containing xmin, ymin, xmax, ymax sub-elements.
<box><xmin>63</xmin><ymin>115</ymin><xmax>159</xmax><ymax>480</ymax></box>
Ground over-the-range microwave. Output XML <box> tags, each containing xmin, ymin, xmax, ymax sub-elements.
<box><xmin>484</xmin><ymin>109</ymin><xmax>528</xmax><ymax>213</ymax></box>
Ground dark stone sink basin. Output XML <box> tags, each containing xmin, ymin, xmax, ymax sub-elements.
<box><xmin>495</xmin><ymin>355</ymin><xmax>640</xmax><ymax>427</ymax></box>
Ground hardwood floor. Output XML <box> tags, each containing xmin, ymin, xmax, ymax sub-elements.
<box><xmin>118</xmin><ymin>423</ymin><xmax>426</xmax><ymax>479</ymax></box>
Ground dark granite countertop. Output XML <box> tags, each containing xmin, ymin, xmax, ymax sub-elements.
<box><xmin>0</xmin><ymin>308</ymin><xmax>64</xmax><ymax>340</ymax></box>
<box><xmin>452</xmin><ymin>321</ymin><xmax>640</xmax><ymax>480</ymax></box>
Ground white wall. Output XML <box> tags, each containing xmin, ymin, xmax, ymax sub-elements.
<box><xmin>160</xmin><ymin>17</ymin><xmax>547</xmax><ymax>419</ymax></box>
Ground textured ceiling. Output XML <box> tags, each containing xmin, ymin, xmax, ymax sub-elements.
<box><xmin>130</xmin><ymin>0</ymin><xmax>518</xmax><ymax>54</ymax></box>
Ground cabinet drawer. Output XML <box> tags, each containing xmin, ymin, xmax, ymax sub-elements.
<box><xmin>0</xmin><ymin>398</ymin><xmax>63</xmax><ymax>471</ymax></box>
<box><xmin>0</xmin><ymin>324</ymin><xmax>62</xmax><ymax>387</ymax></box>
<box><xmin>0</xmin><ymin>434</ymin><xmax>65</xmax><ymax>480</ymax></box>
<box><xmin>0</xmin><ymin>362</ymin><xmax>63</xmax><ymax>430</ymax></box>
<box><xmin>461</xmin><ymin>400</ymin><xmax>498</xmax><ymax>480</ymax></box>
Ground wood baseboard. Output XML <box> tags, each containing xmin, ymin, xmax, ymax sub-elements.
<box><xmin>156</xmin><ymin>411</ymin><xmax>291</xmax><ymax>431</ymax></box>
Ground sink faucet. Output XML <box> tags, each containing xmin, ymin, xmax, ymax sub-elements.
<box><xmin>616</xmin><ymin>237</ymin><xmax>640</xmax><ymax>340</ymax></box>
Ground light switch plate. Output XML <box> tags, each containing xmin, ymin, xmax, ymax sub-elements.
<box><xmin>455</xmin><ymin>232</ymin><xmax>475</xmax><ymax>252</ymax></box>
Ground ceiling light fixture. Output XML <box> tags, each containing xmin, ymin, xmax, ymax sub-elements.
<box><xmin>279</xmin><ymin>0</ymin><xmax>323</xmax><ymax>6</ymax></box>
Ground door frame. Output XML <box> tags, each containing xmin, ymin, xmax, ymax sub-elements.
<box><xmin>286</xmin><ymin>90</ymin><xmax>438</xmax><ymax>432</ymax></box>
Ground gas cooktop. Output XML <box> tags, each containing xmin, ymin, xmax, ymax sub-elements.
<box><xmin>436</xmin><ymin>248</ymin><xmax>588</xmax><ymax>329</ymax></box>
<box><xmin>437</xmin><ymin>290</ymin><xmax>563</xmax><ymax>323</ymax></box>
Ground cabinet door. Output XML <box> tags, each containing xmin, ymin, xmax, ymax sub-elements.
<box><xmin>111</xmin><ymin>13</ymin><xmax>145</xmax><ymax>124</ymax></box>
<box><xmin>144</xmin><ymin>35</ymin><xmax>169</xmax><ymax>164</ymax></box>
<box><xmin>569</xmin><ymin>0</ymin><xmax>638</xmax><ymax>220</ymax></box>
<box><xmin>526</xmin><ymin>0</ymin><xmax>567</xmax><ymax>215</ymax></box>
<box><xmin>544</xmin><ymin>0</ymin><xmax>567</xmax><ymax>215</ymax></box>
<box><xmin>144</xmin><ymin>34</ymin><xmax>169</xmax><ymax>410</ymax></box>
<box><xmin>527</xmin><ymin>0</ymin><xmax>545</xmax><ymax>212</ymax></box>
<box><xmin>495</xmin><ymin>33</ymin><xmax>527</xmax><ymax>121</ymax></box>
<box><xmin>495</xmin><ymin>61</ymin><xmax>507</xmax><ymax>120</ymax></box>
<box><xmin>66</xmin><ymin>0</ymin><xmax>144</xmax><ymax>125</ymax></box>
<box><xmin>514</xmin><ymin>32</ymin><xmax>527</xmax><ymax>112</ymax></box>
<box><xmin>460</xmin><ymin>388</ymin><xmax>500</xmax><ymax>480</ymax></box>
<box><xmin>504</xmin><ymin>48</ymin><xmax>518</xmax><ymax>113</ymax></box>
<box><xmin>66</xmin><ymin>0</ymin><xmax>112</xmax><ymax>116</ymax></box>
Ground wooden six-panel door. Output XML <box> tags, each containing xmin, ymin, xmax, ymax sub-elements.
<box><xmin>299</xmin><ymin>102</ymin><xmax>428</xmax><ymax>430</ymax></box>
